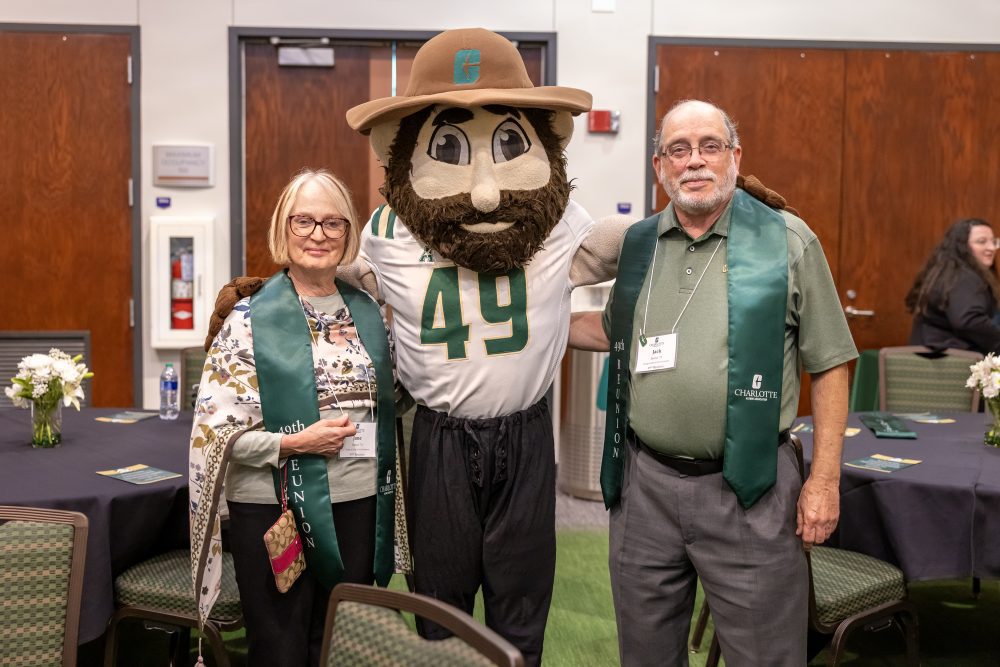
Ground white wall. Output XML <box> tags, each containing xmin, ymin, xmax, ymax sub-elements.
<box><xmin>137</xmin><ymin>0</ymin><xmax>232</xmax><ymax>406</ymax></box>
<box><xmin>556</xmin><ymin>0</ymin><xmax>653</xmax><ymax>220</ymax></box>
<box><xmin>2</xmin><ymin>0</ymin><xmax>996</xmax><ymax>406</ymax></box>
<box><xmin>651</xmin><ymin>0</ymin><xmax>1000</xmax><ymax>43</ymax></box>
<box><xmin>0</xmin><ymin>0</ymin><xmax>137</xmax><ymax>24</ymax></box>
<box><xmin>232</xmin><ymin>0</ymin><xmax>553</xmax><ymax>32</ymax></box>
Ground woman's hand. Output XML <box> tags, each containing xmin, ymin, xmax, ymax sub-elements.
<box><xmin>279</xmin><ymin>414</ymin><xmax>356</xmax><ymax>458</ymax></box>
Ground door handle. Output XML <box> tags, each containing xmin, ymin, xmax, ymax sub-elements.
<box><xmin>844</xmin><ymin>305</ymin><xmax>875</xmax><ymax>318</ymax></box>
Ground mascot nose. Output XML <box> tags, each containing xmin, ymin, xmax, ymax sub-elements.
<box><xmin>470</xmin><ymin>157</ymin><xmax>501</xmax><ymax>213</ymax></box>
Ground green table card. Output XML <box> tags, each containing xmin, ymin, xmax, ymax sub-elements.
<box><xmin>858</xmin><ymin>412</ymin><xmax>918</xmax><ymax>439</ymax></box>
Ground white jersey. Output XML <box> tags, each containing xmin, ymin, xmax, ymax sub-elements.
<box><xmin>360</xmin><ymin>200</ymin><xmax>594</xmax><ymax>419</ymax></box>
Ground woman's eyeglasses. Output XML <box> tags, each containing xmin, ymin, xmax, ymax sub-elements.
<box><xmin>288</xmin><ymin>215</ymin><xmax>350</xmax><ymax>240</ymax></box>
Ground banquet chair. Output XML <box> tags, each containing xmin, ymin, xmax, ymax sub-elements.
<box><xmin>878</xmin><ymin>345</ymin><xmax>982</xmax><ymax>412</ymax></box>
<box><xmin>697</xmin><ymin>436</ymin><xmax>920</xmax><ymax>666</ymax></box>
<box><xmin>103</xmin><ymin>550</ymin><xmax>242</xmax><ymax>667</ymax></box>
<box><xmin>0</xmin><ymin>505</ymin><xmax>88</xmax><ymax>667</ymax></box>
<box><xmin>179</xmin><ymin>346</ymin><xmax>209</xmax><ymax>410</ymax></box>
<box><xmin>321</xmin><ymin>583</ymin><xmax>524</xmax><ymax>667</ymax></box>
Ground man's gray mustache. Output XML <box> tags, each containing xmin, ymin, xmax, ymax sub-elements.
<box><xmin>679</xmin><ymin>171</ymin><xmax>717</xmax><ymax>184</ymax></box>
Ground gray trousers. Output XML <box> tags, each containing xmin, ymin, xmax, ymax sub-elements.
<box><xmin>609</xmin><ymin>440</ymin><xmax>808</xmax><ymax>667</ymax></box>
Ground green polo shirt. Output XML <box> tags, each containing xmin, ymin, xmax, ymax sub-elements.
<box><xmin>602</xmin><ymin>199</ymin><xmax>857</xmax><ymax>459</ymax></box>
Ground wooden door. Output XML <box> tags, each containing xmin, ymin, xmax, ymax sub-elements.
<box><xmin>0</xmin><ymin>30</ymin><xmax>134</xmax><ymax>407</ymax></box>
<box><xmin>654</xmin><ymin>45</ymin><xmax>846</xmax><ymax>273</ymax></box>
<box><xmin>244</xmin><ymin>41</ymin><xmax>374</xmax><ymax>278</ymax></box>
<box><xmin>243</xmin><ymin>37</ymin><xmax>547</xmax><ymax>278</ymax></box>
<box><xmin>838</xmin><ymin>50</ymin><xmax>1000</xmax><ymax>352</ymax></box>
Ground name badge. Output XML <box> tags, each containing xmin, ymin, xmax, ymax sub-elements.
<box><xmin>340</xmin><ymin>421</ymin><xmax>376</xmax><ymax>458</ymax></box>
<box><xmin>635</xmin><ymin>333</ymin><xmax>677</xmax><ymax>373</ymax></box>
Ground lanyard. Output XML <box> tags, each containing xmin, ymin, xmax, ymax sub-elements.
<box><xmin>324</xmin><ymin>365</ymin><xmax>375</xmax><ymax>422</ymax></box>
<box><xmin>640</xmin><ymin>236</ymin><xmax>725</xmax><ymax>338</ymax></box>
<box><xmin>359</xmin><ymin>365</ymin><xmax>376</xmax><ymax>421</ymax></box>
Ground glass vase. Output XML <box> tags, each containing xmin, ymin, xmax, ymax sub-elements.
<box><xmin>31</xmin><ymin>400</ymin><xmax>62</xmax><ymax>448</ymax></box>
<box><xmin>986</xmin><ymin>398</ymin><xmax>1000</xmax><ymax>448</ymax></box>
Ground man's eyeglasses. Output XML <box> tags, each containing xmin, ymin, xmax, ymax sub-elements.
<box><xmin>288</xmin><ymin>215</ymin><xmax>350</xmax><ymax>240</ymax></box>
<box><xmin>661</xmin><ymin>140</ymin><xmax>732</xmax><ymax>163</ymax></box>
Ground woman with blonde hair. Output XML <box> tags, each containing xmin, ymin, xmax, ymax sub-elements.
<box><xmin>189</xmin><ymin>169</ymin><xmax>398</xmax><ymax>665</ymax></box>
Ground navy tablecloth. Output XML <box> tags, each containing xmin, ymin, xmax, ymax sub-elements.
<box><xmin>799</xmin><ymin>411</ymin><xmax>1000</xmax><ymax>582</ymax></box>
<box><xmin>0</xmin><ymin>408</ymin><xmax>191</xmax><ymax>643</ymax></box>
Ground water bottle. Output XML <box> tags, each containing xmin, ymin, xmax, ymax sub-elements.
<box><xmin>159</xmin><ymin>363</ymin><xmax>180</xmax><ymax>420</ymax></box>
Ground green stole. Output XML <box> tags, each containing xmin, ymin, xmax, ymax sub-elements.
<box><xmin>251</xmin><ymin>271</ymin><xmax>395</xmax><ymax>589</ymax></box>
<box><xmin>600</xmin><ymin>189</ymin><xmax>788</xmax><ymax>509</ymax></box>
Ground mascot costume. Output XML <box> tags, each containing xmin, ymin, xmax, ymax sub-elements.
<box><xmin>205</xmin><ymin>27</ymin><xmax>795</xmax><ymax>664</ymax></box>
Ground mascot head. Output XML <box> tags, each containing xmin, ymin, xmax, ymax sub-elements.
<box><xmin>347</xmin><ymin>28</ymin><xmax>591</xmax><ymax>273</ymax></box>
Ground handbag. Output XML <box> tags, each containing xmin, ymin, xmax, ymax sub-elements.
<box><xmin>262</xmin><ymin>464</ymin><xmax>306</xmax><ymax>593</ymax></box>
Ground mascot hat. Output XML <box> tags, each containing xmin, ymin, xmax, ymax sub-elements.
<box><xmin>347</xmin><ymin>28</ymin><xmax>592</xmax><ymax>134</ymax></box>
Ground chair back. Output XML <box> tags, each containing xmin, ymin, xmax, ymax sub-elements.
<box><xmin>0</xmin><ymin>506</ymin><xmax>88</xmax><ymax>666</ymax></box>
<box><xmin>878</xmin><ymin>345</ymin><xmax>982</xmax><ymax>412</ymax></box>
<box><xmin>179</xmin><ymin>346</ymin><xmax>208</xmax><ymax>410</ymax></box>
<box><xmin>0</xmin><ymin>331</ymin><xmax>91</xmax><ymax>408</ymax></box>
<box><xmin>321</xmin><ymin>583</ymin><xmax>523</xmax><ymax>667</ymax></box>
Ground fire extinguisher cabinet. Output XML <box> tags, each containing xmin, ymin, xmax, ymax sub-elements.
<box><xmin>150</xmin><ymin>216</ymin><xmax>214</xmax><ymax>348</ymax></box>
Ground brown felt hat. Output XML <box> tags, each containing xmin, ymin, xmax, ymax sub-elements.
<box><xmin>346</xmin><ymin>28</ymin><xmax>592</xmax><ymax>134</ymax></box>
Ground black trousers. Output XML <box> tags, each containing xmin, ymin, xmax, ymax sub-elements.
<box><xmin>227</xmin><ymin>496</ymin><xmax>376</xmax><ymax>667</ymax></box>
<box><xmin>408</xmin><ymin>398</ymin><xmax>556</xmax><ymax>667</ymax></box>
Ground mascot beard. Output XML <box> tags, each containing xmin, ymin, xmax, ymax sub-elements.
<box><xmin>383</xmin><ymin>105</ymin><xmax>570</xmax><ymax>274</ymax></box>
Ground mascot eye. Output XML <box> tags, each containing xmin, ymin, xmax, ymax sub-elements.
<box><xmin>492</xmin><ymin>119</ymin><xmax>531</xmax><ymax>163</ymax></box>
<box><xmin>427</xmin><ymin>124</ymin><xmax>470</xmax><ymax>165</ymax></box>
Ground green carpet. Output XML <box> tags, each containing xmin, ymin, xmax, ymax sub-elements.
<box><xmin>94</xmin><ymin>530</ymin><xmax>1000</xmax><ymax>666</ymax></box>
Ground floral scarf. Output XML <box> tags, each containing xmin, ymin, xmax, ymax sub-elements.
<box><xmin>189</xmin><ymin>295</ymin><xmax>410</xmax><ymax>627</ymax></box>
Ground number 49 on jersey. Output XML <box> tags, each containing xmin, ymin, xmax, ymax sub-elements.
<box><xmin>420</xmin><ymin>266</ymin><xmax>528</xmax><ymax>360</ymax></box>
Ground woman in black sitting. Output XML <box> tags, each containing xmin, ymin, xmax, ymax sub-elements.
<box><xmin>906</xmin><ymin>218</ymin><xmax>1000</xmax><ymax>354</ymax></box>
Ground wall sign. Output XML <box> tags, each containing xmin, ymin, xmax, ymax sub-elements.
<box><xmin>152</xmin><ymin>144</ymin><xmax>214</xmax><ymax>187</ymax></box>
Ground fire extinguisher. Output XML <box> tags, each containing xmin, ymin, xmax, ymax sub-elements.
<box><xmin>170</xmin><ymin>248</ymin><xmax>194</xmax><ymax>329</ymax></box>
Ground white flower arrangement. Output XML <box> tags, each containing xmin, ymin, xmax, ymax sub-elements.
<box><xmin>966</xmin><ymin>353</ymin><xmax>1000</xmax><ymax>400</ymax></box>
<box><xmin>4</xmin><ymin>348</ymin><xmax>93</xmax><ymax>410</ymax></box>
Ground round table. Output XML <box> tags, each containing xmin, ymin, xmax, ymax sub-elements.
<box><xmin>799</xmin><ymin>411</ymin><xmax>1000</xmax><ymax>582</ymax></box>
<box><xmin>0</xmin><ymin>407</ymin><xmax>191</xmax><ymax>643</ymax></box>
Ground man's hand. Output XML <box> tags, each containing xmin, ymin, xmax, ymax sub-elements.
<box><xmin>204</xmin><ymin>276</ymin><xmax>265</xmax><ymax>352</ymax></box>
<box><xmin>799</xmin><ymin>363</ymin><xmax>849</xmax><ymax>549</ymax></box>
<box><xmin>796</xmin><ymin>475</ymin><xmax>840</xmax><ymax>549</ymax></box>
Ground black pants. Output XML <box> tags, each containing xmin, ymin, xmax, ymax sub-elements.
<box><xmin>227</xmin><ymin>496</ymin><xmax>376</xmax><ymax>667</ymax></box>
<box><xmin>408</xmin><ymin>398</ymin><xmax>556</xmax><ymax>667</ymax></box>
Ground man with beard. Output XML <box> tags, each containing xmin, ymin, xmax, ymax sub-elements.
<box><xmin>573</xmin><ymin>100</ymin><xmax>856</xmax><ymax>666</ymax></box>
